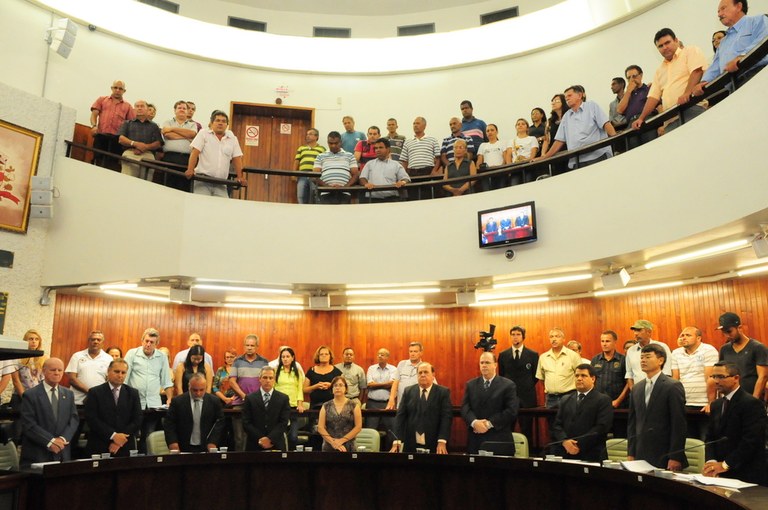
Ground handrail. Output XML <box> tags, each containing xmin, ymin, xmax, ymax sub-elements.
<box><xmin>63</xmin><ymin>36</ymin><xmax>768</xmax><ymax>200</ymax></box>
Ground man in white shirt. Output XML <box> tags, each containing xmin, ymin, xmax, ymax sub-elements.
<box><xmin>624</xmin><ymin>319</ymin><xmax>673</xmax><ymax>388</ymax></box>
<box><xmin>172</xmin><ymin>332</ymin><xmax>213</xmax><ymax>370</ymax></box>
<box><xmin>65</xmin><ymin>330</ymin><xmax>113</xmax><ymax>405</ymax></box>
<box><xmin>185</xmin><ymin>110</ymin><xmax>246</xmax><ymax>197</ymax></box>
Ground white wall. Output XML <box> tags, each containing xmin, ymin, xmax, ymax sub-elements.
<box><xmin>176</xmin><ymin>0</ymin><xmax>561</xmax><ymax>38</ymax></box>
<box><xmin>0</xmin><ymin>81</ymin><xmax>76</xmax><ymax>347</ymax></box>
<box><xmin>40</xmin><ymin>68</ymin><xmax>768</xmax><ymax>287</ymax></box>
<box><xmin>6</xmin><ymin>0</ymin><xmax>756</xmax><ymax>141</ymax></box>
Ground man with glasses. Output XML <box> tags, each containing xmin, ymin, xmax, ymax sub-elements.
<box><xmin>717</xmin><ymin>312</ymin><xmax>768</xmax><ymax>400</ymax></box>
<box><xmin>702</xmin><ymin>361</ymin><xmax>767</xmax><ymax>485</ymax></box>
<box><xmin>90</xmin><ymin>80</ymin><xmax>135</xmax><ymax>171</ymax></box>
<box><xmin>616</xmin><ymin>65</ymin><xmax>657</xmax><ymax>148</ymax></box>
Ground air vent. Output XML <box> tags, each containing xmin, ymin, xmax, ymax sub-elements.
<box><xmin>398</xmin><ymin>23</ymin><xmax>435</xmax><ymax>36</ymax></box>
<box><xmin>314</xmin><ymin>27</ymin><xmax>351</xmax><ymax>38</ymax></box>
<box><xmin>138</xmin><ymin>0</ymin><xmax>179</xmax><ymax>14</ymax></box>
<box><xmin>481</xmin><ymin>7</ymin><xmax>519</xmax><ymax>25</ymax></box>
<box><xmin>228</xmin><ymin>17</ymin><xmax>266</xmax><ymax>32</ymax></box>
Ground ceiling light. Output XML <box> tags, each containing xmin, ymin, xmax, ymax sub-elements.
<box><xmin>737</xmin><ymin>265</ymin><xmax>768</xmax><ymax>277</ymax></box>
<box><xmin>103</xmin><ymin>290</ymin><xmax>173</xmax><ymax>303</ymax></box>
<box><xmin>99</xmin><ymin>283</ymin><xmax>138</xmax><ymax>290</ymax></box>
<box><xmin>193</xmin><ymin>284</ymin><xmax>292</xmax><ymax>294</ymax></box>
<box><xmin>594</xmin><ymin>281</ymin><xmax>683</xmax><ymax>297</ymax></box>
<box><xmin>345</xmin><ymin>287</ymin><xmax>441</xmax><ymax>296</ymax></box>
<box><xmin>223</xmin><ymin>303</ymin><xmax>303</xmax><ymax>310</ymax></box>
<box><xmin>493</xmin><ymin>273</ymin><xmax>592</xmax><ymax>289</ymax></box>
<box><xmin>470</xmin><ymin>297</ymin><xmax>550</xmax><ymax>307</ymax></box>
<box><xmin>476</xmin><ymin>290</ymin><xmax>548</xmax><ymax>301</ymax></box>
<box><xmin>347</xmin><ymin>304</ymin><xmax>426</xmax><ymax>311</ymax></box>
<box><xmin>643</xmin><ymin>239</ymin><xmax>749</xmax><ymax>269</ymax></box>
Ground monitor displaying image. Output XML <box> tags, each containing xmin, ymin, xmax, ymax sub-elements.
<box><xmin>478</xmin><ymin>201</ymin><xmax>537</xmax><ymax>248</ymax></box>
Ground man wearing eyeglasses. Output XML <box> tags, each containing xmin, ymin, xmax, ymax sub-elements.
<box><xmin>717</xmin><ymin>312</ymin><xmax>768</xmax><ymax>400</ymax></box>
<box><xmin>702</xmin><ymin>361</ymin><xmax>767</xmax><ymax>485</ymax></box>
<box><xmin>616</xmin><ymin>65</ymin><xmax>657</xmax><ymax>149</ymax></box>
<box><xmin>90</xmin><ymin>80</ymin><xmax>135</xmax><ymax>171</ymax></box>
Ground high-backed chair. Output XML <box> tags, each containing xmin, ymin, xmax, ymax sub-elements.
<box><xmin>683</xmin><ymin>438</ymin><xmax>705</xmax><ymax>474</ymax></box>
<box><xmin>355</xmin><ymin>428</ymin><xmax>381</xmax><ymax>452</ymax></box>
<box><xmin>512</xmin><ymin>432</ymin><xmax>529</xmax><ymax>458</ymax></box>
<box><xmin>146</xmin><ymin>430</ymin><xmax>170</xmax><ymax>455</ymax></box>
<box><xmin>0</xmin><ymin>441</ymin><xmax>19</xmax><ymax>472</ymax></box>
<box><xmin>606</xmin><ymin>438</ymin><xmax>628</xmax><ymax>462</ymax></box>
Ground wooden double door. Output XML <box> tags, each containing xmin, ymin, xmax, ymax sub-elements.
<box><xmin>230</xmin><ymin>102</ymin><xmax>315</xmax><ymax>203</ymax></box>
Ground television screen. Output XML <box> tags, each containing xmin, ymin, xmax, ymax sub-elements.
<box><xmin>478</xmin><ymin>201</ymin><xmax>537</xmax><ymax>248</ymax></box>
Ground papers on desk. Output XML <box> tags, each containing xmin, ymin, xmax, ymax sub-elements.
<box><xmin>691</xmin><ymin>474</ymin><xmax>757</xmax><ymax>489</ymax></box>
<box><xmin>620</xmin><ymin>460</ymin><xmax>656</xmax><ymax>473</ymax></box>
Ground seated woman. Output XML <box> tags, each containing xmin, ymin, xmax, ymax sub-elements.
<box><xmin>274</xmin><ymin>347</ymin><xmax>305</xmax><ymax>449</ymax></box>
<box><xmin>442</xmin><ymin>139</ymin><xmax>476</xmax><ymax>197</ymax></box>
<box><xmin>317</xmin><ymin>376</ymin><xmax>362</xmax><ymax>452</ymax></box>
<box><xmin>505</xmin><ymin>118</ymin><xmax>539</xmax><ymax>185</ymax></box>
<box><xmin>174</xmin><ymin>344</ymin><xmax>213</xmax><ymax>394</ymax></box>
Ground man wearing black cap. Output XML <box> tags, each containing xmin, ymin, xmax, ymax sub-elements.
<box><xmin>717</xmin><ymin>312</ymin><xmax>768</xmax><ymax>400</ymax></box>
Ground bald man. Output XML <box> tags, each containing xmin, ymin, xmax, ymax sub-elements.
<box><xmin>20</xmin><ymin>358</ymin><xmax>79</xmax><ymax>466</ymax></box>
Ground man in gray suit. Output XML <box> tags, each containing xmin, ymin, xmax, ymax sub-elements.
<box><xmin>20</xmin><ymin>358</ymin><xmax>79</xmax><ymax>466</ymax></box>
<box><xmin>461</xmin><ymin>352</ymin><xmax>519</xmax><ymax>454</ymax></box>
<box><xmin>627</xmin><ymin>343</ymin><xmax>688</xmax><ymax>471</ymax></box>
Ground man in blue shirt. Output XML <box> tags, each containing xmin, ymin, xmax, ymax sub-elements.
<box><xmin>341</xmin><ymin>116</ymin><xmax>365</xmax><ymax>154</ymax></box>
<box><xmin>536</xmin><ymin>85</ymin><xmax>616</xmax><ymax>169</ymax></box>
<box><xmin>693</xmin><ymin>0</ymin><xmax>768</xmax><ymax>96</ymax></box>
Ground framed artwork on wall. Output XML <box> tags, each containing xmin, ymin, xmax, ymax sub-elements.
<box><xmin>0</xmin><ymin>118</ymin><xmax>43</xmax><ymax>233</ymax></box>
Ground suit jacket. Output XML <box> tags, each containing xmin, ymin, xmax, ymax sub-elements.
<box><xmin>164</xmin><ymin>392</ymin><xmax>224</xmax><ymax>451</ymax></box>
<box><xmin>19</xmin><ymin>383</ymin><xmax>79</xmax><ymax>466</ymax></box>
<box><xmin>550</xmin><ymin>389</ymin><xmax>613</xmax><ymax>462</ymax></box>
<box><xmin>498</xmin><ymin>347</ymin><xmax>539</xmax><ymax>407</ymax></box>
<box><xmin>394</xmin><ymin>383</ymin><xmax>452</xmax><ymax>453</ymax></box>
<box><xmin>242</xmin><ymin>389</ymin><xmax>291</xmax><ymax>451</ymax></box>
<box><xmin>706</xmin><ymin>387</ymin><xmax>767</xmax><ymax>485</ymax></box>
<box><xmin>628</xmin><ymin>373</ymin><xmax>688</xmax><ymax>469</ymax></box>
<box><xmin>461</xmin><ymin>376</ymin><xmax>519</xmax><ymax>454</ymax></box>
<box><xmin>84</xmin><ymin>382</ymin><xmax>143</xmax><ymax>456</ymax></box>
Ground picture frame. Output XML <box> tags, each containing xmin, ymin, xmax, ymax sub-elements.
<box><xmin>0</xmin><ymin>118</ymin><xmax>43</xmax><ymax>233</ymax></box>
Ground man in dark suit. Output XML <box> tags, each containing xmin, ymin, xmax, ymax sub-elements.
<box><xmin>391</xmin><ymin>362</ymin><xmax>452</xmax><ymax>454</ymax></box>
<box><xmin>20</xmin><ymin>358</ymin><xmax>79</xmax><ymax>466</ymax></box>
<box><xmin>242</xmin><ymin>366</ymin><xmax>290</xmax><ymax>451</ymax></box>
<box><xmin>84</xmin><ymin>358</ymin><xmax>142</xmax><ymax>456</ymax></box>
<box><xmin>703</xmin><ymin>362</ymin><xmax>767</xmax><ymax>485</ymax></box>
<box><xmin>498</xmin><ymin>325</ymin><xmax>539</xmax><ymax>442</ymax></box>
<box><xmin>461</xmin><ymin>351</ymin><xmax>519</xmax><ymax>454</ymax></box>
<box><xmin>550</xmin><ymin>364</ymin><xmax>613</xmax><ymax>462</ymax></box>
<box><xmin>164</xmin><ymin>373</ymin><xmax>224</xmax><ymax>452</ymax></box>
<box><xmin>627</xmin><ymin>344</ymin><xmax>688</xmax><ymax>471</ymax></box>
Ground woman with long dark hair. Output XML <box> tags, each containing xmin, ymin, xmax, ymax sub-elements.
<box><xmin>175</xmin><ymin>344</ymin><xmax>213</xmax><ymax>394</ymax></box>
<box><xmin>274</xmin><ymin>347</ymin><xmax>305</xmax><ymax>448</ymax></box>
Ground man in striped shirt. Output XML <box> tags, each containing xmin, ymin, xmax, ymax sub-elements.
<box><xmin>671</xmin><ymin>326</ymin><xmax>718</xmax><ymax>439</ymax></box>
<box><xmin>400</xmin><ymin>117</ymin><xmax>440</xmax><ymax>200</ymax></box>
<box><xmin>313</xmin><ymin>131</ymin><xmax>358</xmax><ymax>204</ymax></box>
<box><xmin>294</xmin><ymin>128</ymin><xmax>325</xmax><ymax>204</ymax></box>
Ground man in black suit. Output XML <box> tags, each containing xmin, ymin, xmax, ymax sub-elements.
<box><xmin>498</xmin><ymin>325</ymin><xmax>539</xmax><ymax>442</ymax></box>
<box><xmin>703</xmin><ymin>362</ymin><xmax>767</xmax><ymax>485</ymax></box>
<box><xmin>20</xmin><ymin>358</ymin><xmax>79</xmax><ymax>466</ymax></box>
<box><xmin>391</xmin><ymin>362</ymin><xmax>452</xmax><ymax>454</ymax></box>
<box><xmin>461</xmin><ymin>352</ymin><xmax>519</xmax><ymax>454</ymax></box>
<box><xmin>164</xmin><ymin>373</ymin><xmax>224</xmax><ymax>452</ymax></box>
<box><xmin>84</xmin><ymin>359</ymin><xmax>143</xmax><ymax>456</ymax></box>
<box><xmin>550</xmin><ymin>364</ymin><xmax>613</xmax><ymax>462</ymax></box>
<box><xmin>627</xmin><ymin>344</ymin><xmax>688</xmax><ymax>471</ymax></box>
<box><xmin>242</xmin><ymin>366</ymin><xmax>290</xmax><ymax>451</ymax></box>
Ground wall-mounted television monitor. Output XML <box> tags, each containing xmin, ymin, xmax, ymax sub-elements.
<box><xmin>478</xmin><ymin>201</ymin><xmax>537</xmax><ymax>248</ymax></box>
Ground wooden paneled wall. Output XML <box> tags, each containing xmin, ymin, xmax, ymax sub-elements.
<box><xmin>50</xmin><ymin>276</ymin><xmax>768</xmax><ymax>402</ymax></box>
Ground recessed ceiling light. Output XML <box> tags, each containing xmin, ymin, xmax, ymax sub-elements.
<box><xmin>644</xmin><ymin>239</ymin><xmax>749</xmax><ymax>269</ymax></box>
<box><xmin>594</xmin><ymin>281</ymin><xmax>683</xmax><ymax>297</ymax></box>
<box><xmin>493</xmin><ymin>273</ymin><xmax>592</xmax><ymax>289</ymax></box>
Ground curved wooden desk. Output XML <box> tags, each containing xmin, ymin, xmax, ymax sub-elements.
<box><xmin>26</xmin><ymin>452</ymin><xmax>768</xmax><ymax>510</ymax></box>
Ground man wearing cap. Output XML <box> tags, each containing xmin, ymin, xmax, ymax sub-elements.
<box><xmin>625</xmin><ymin>320</ymin><xmax>673</xmax><ymax>388</ymax></box>
<box><xmin>717</xmin><ymin>312</ymin><xmax>768</xmax><ymax>400</ymax></box>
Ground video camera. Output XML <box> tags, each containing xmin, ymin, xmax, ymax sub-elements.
<box><xmin>473</xmin><ymin>324</ymin><xmax>497</xmax><ymax>352</ymax></box>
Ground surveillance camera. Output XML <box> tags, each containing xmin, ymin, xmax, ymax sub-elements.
<box><xmin>88</xmin><ymin>24</ymin><xmax>97</xmax><ymax>32</ymax></box>
<box><xmin>505</xmin><ymin>249</ymin><xmax>516</xmax><ymax>261</ymax></box>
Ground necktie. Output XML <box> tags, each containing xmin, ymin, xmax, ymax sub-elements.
<box><xmin>484</xmin><ymin>379</ymin><xmax>490</xmax><ymax>390</ymax></box>
<box><xmin>577</xmin><ymin>393</ymin><xmax>585</xmax><ymax>405</ymax></box>
<box><xmin>51</xmin><ymin>387</ymin><xmax>59</xmax><ymax>421</ymax></box>
<box><xmin>113</xmin><ymin>386</ymin><xmax>120</xmax><ymax>405</ymax></box>
<box><xmin>514</xmin><ymin>350</ymin><xmax>520</xmax><ymax>361</ymax></box>
<box><xmin>416</xmin><ymin>388</ymin><xmax>427</xmax><ymax>434</ymax></box>
<box><xmin>645</xmin><ymin>380</ymin><xmax>653</xmax><ymax>406</ymax></box>
<box><xmin>263</xmin><ymin>392</ymin><xmax>271</xmax><ymax>408</ymax></box>
<box><xmin>721</xmin><ymin>397</ymin><xmax>729</xmax><ymax>416</ymax></box>
<box><xmin>190</xmin><ymin>399</ymin><xmax>202</xmax><ymax>445</ymax></box>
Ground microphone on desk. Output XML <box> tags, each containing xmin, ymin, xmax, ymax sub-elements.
<box><xmin>662</xmin><ymin>437</ymin><xmax>728</xmax><ymax>459</ymax></box>
<box><xmin>206</xmin><ymin>417</ymin><xmax>224</xmax><ymax>443</ymax></box>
